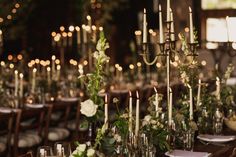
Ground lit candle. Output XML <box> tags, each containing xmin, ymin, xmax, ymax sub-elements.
<box><xmin>135</xmin><ymin>30</ymin><xmax>142</xmax><ymax>45</ymax></box>
<box><xmin>129</xmin><ymin>91</ymin><xmax>133</xmax><ymax>133</ymax></box>
<box><xmin>187</xmin><ymin>84</ymin><xmax>193</xmax><ymax>120</ymax></box>
<box><xmin>105</xmin><ymin>94</ymin><xmax>108</xmax><ymax>125</ymax></box>
<box><xmin>14</xmin><ymin>70</ymin><xmax>18</xmax><ymax>97</ymax></box>
<box><xmin>143</xmin><ymin>8</ymin><xmax>147</xmax><ymax>43</ymax></box>
<box><xmin>82</xmin><ymin>25</ymin><xmax>87</xmax><ymax>43</ymax></box>
<box><xmin>159</xmin><ymin>5</ymin><xmax>164</xmax><ymax>43</ymax></box>
<box><xmin>104</xmin><ymin>94</ymin><xmax>108</xmax><ymax>131</ymax></box>
<box><xmin>19</xmin><ymin>73</ymin><xmax>23</xmax><ymax>98</ymax></box>
<box><xmin>154</xmin><ymin>87</ymin><xmax>159</xmax><ymax>117</ymax></box>
<box><xmin>135</xmin><ymin>91</ymin><xmax>140</xmax><ymax>137</ymax></box>
<box><xmin>197</xmin><ymin>79</ymin><xmax>201</xmax><ymax>106</ymax></box>
<box><xmin>189</xmin><ymin>7</ymin><xmax>194</xmax><ymax>43</ymax></box>
<box><xmin>137</xmin><ymin>62</ymin><xmax>142</xmax><ymax>78</ymax></box>
<box><xmin>168</xmin><ymin>88</ymin><xmax>172</xmax><ymax>126</ymax></box>
<box><xmin>51</xmin><ymin>55</ymin><xmax>56</xmax><ymax>79</ymax></box>
<box><xmin>56</xmin><ymin>65</ymin><xmax>61</xmax><ymax>81</ymax></box>
<box><xmin>87</xmin><ymin>15</ymin><xmax>92</xmax><ymax>33</ymax></box>
<box><xmin>32</xmin><ymin>68</ymin><xmax>37</xmax><ymax>93</ymax></box>
<box><xmin>75</xmin><ymin>26</ymin><xmax>81</xmax><ymax>45</ymax></box>
<box><xmin>167</xmin><ymin>0</ymin><xmax>171</xmax><ymax>22</ymax></box>
<box><xmin>47</xmin><ymin>67</ymin><xmax>51</xmax><ymax>86</ymax></box>
<box><xmin>170</xmin><ymin>8</ymin><xmax>175</xmax><ymax>41</ymax></box>
<box><xmin>216</xmin><ymin>77</ymin><xmax>221</xmax><ymax>100</ymax></box>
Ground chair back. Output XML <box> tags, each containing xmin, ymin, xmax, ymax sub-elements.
<box><xmin>18</xmin><ymin>151</ymin><xmax>33</xmax><ymax>157</ymax></box>
<box><xmin>0</xmin><ymin>108</ymin><xmax>14</xmax><ymax>157</ymax></box>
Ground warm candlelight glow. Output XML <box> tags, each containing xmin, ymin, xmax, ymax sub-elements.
<box><xmin>129</xmin><ymin>64</ymin><xmax>134</xmax><ymax>70</ymax></box>
<box><xmin>51</xmin><ymin>32</ymin><xmax>56</xmax><ymax>37</ymax></box>
<box><xmin>69</xmin><ymin>25</ymin><xmax>75</xmax><ymax>32</ymax></box>
<box><xmin>75</xmin><ymin>26</ymin><xmax>80</xmax><ymax>31</ymax></box>
<box><xmin>52</xmin><ymin>55</ymin><xmax>56</xmax><ymax>60</ymax></box>
<box><xmin>60</xmin><ymin>26</ymin><xmax>65</xmax><ymax>32</ymax></box>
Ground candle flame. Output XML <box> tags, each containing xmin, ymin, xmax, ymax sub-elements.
<box><xmin>154</xmin><ymin>87</ymin><xmax>157</xmax><ymax>93</ymax></box>
<box><xmin>129</xmin><ymin>91</ymin><xmax>132</xmax><ymax>97</ymax></box>
<box><xmin>187</xmin><ymin>84</ymin><xmax>192</xmax><ymax>89</ymax></box>
<box><xmin>14</xmin><ymin>70</ymin><xmax>18</xmax><ymax>74</ymax></box>
<box><xmin>19</xmin><ymin>73</ymin><xmax>23</xmax><ymax>78</ymax></box>
<box><xmin>169</xmin><ymin>87</ymin><xmax>172</xmax><ymax>93</ymax></box>
<box><xmin>159</xmin><ymin>5</ymin><xmax>162</xmax><ymax>11</ymax></box>
<box><xmin>143</xmin><ymin>8</ymin><xmax>146</xmax><ymax>14</ymax></box>
<box><xmin>105</xmin><ymin>94</ymin><xmax>108</xmax><ymax>103</ymax></box>
<box><xmin>47</xmin><ymin>67</ymin><xmax>51</xmax><ymax>71</ymax></box>
<box><xmin>136</xmin><ymin>91</ymin><xmax>139</xmax><ymax>99</ymax></box>
<box><xmin>33</xmin><ymin>68</ymin><xmax>37</xmax><ymax>72</ymax></box>
<box><xmin>170</xmin><ymin>8</ymin><xmax>172</xmax><ymax>13</ymax></box>
<box><xmin>189</xmin><ymin>7</ymin><xmax>192</xmax><ymax>13</ymax></box>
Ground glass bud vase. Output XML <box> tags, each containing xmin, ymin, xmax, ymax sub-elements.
<box><xmin>213</xmin><ymin>108</ymin><xmax>223</xmax><ymax>135</ymax></box>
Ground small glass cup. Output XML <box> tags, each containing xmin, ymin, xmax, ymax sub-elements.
<box><xmin>183</xmin><ymin>130</ymin><xmax>195</xmax><ymax>151</ymax></box>
<box><xmin>54</xmin><ymin>142</ymin><xmax>71</xmax><ymax>157</ymax></box>
<box><xmin>37</xmin><ymin>146</ymin><xmax>53</xmax><ymax>157</ymax></box>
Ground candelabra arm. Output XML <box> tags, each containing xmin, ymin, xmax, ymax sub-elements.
<box><xmin>142</xmin><ymin>55</ymin><xmax>158</xmax><ymax>65</ymax></box>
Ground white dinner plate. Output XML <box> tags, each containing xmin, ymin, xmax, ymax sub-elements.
<box><xmin>197</xmin><ymin>134</ymin><xmax>236</xmax><ymax>143</ymax></box>
<box><xmin>165</xmin><ymin>149</ymin><xmax>210</xmax><ymax>157</ymax></box>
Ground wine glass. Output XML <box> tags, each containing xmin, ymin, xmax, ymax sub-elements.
<box><xmin>37</xmin><ymin>146</ymin><xmax>53</xmax><ymax>157</ymax></box>
<box><xmin>54</xmin><ymin>142</ymin><xmax>71</xmax><ymax>157</ymax></box>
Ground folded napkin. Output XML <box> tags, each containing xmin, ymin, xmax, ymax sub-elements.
<box><xmin>197</xmin><ymin>134</ymin><xmax>236</xmax><ymax>142</ymax></box>
<box><xmin>165</xmin><ymin>150</ymin><xmax>210</xmax><ymax>157</ymax></box>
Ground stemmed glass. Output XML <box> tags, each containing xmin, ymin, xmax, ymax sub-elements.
<box><xmin>37</xmin><ymin>146</ymin><xmax>53</xmax><ymax>157</ymax></box>
<box><xmin>54</xmin><ymin>142</ymin><xmax>72</xmax><ymax>157</ymax></box>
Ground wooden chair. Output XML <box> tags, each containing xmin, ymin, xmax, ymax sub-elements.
<box><xmin>47</xmin><ymin>100</ymin><xmax>78</xmax><ymax>143</ymax></box>
<box><xmin>17</xmin><ymin>151</ymin><xmax>33</xmax><ymax>157</ymax></box>
<box><xmin>0</xmin><ymin>108</ymin><xmax>15</xmax><ymax>157</ymax></box>
<box><xmin>12</xmin><ymin>104</ymin><xmax>52</xmax><ymax>157</ymax></box>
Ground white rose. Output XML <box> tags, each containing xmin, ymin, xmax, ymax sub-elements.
<box><xmin>76</xmin><ymin>144</ymin><xmax>86</xmax><ymax>152</ymax></box>
<box><xmin>144</xmin><ymin>115</ymin><xmax>152</xmax><ymax>122</ymax></box>
<box><xmin>80</xmin><ymin>99</ymin><xmax>98</xmax><ymax>117</ymax></box>
<box><xmin>87</xmin><ymin>148</ymin><xmax>95</xmax><ymax>157</ymax></box>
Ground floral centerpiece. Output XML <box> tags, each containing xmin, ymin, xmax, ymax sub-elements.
<box><xmin>79</xmin><ymin>32</ymin><xmax>110</xmax><ymax>122</ymax></box>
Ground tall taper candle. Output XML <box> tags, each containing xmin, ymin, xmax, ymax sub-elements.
<box><xmin>170</xmin><ymin>8</ymin><xmax>175</xmax><ymax>41</ymax></box>
<box><xmin>32</xmin><ymin>68</ymin><xmax>37</xmax><ymax>93</ymax></box>
<box><xmin>76</xmin><ymin>26</ymin><xmax>81</xmax><ymax>45</ymax></box>
<box><xmin>189</xmin><ymin>7</ymin><xmax>194</xmax><ymax>43</ymax></box>
<box><xmin>167</xmin><ymin>0</ymin><xmax>170</xmax><ymax>22</ymax></box>
<box><xmin>187</xmin><ymin>84</ymin><xmax>193</xmax><ymax>120</ymax></box>
<box><xmin>216</xmin><ymin>77</ymin><xmax>221</xmax><ymax>100</ymax></box>
<box><xmin>19</xmin><ymin>73</ymin><xmax>23</xmax><ymax>98</ymax></box>
<box><xmin>14</xmin><ymin>70</ymin><xmax>18</xmax><ymax>97</ymax></box>
<box><xmin>47</xmin><ymin>67</ymin><xmax>51</xmax><ymax>86</ymax></box>
<box><xmin>159</xmin><ymin>5</ymin><xmax>164</xmax><ymax>43</ymax></box>
<box><xmin>197</xmin><ymin>79</ymin><xmax>201</xmax><ymax>106</ymax></box>
<box><xmin>129</xmin><ymin>91</ymin><xmax>133</xmax><ymax>133</ymax></box>
<box><xmin>168</xmin><ymin>88</ymin><xmax>172</xmax><ymax>126</ymax></box>
<box><xmin>135</xmin><ymin>91</ymin><xmax>140</xmax><ymax>137</ymax></box>
<box><xmin>51</xmin><ymin>55</ymin><xmax>56</xmax><ymax>79</ymax></box>
<box><xmin>143</xmin><ymin>9</ymin><xmax>147</xmax><ymax>43</ymax></box>
<box><xmin>154</xmin><ymin>87</ymin><xmax>159</xmax><ymax>117</ymax></box>
<box><xmin>105</xmin><ymin>94</ymin><xmax>108</xmax><ymax>125</ymax></box>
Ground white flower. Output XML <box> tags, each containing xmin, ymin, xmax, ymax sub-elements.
<box><xmin>87</xmin><ymin>148</ymin><xmax>95</xmax><ymax>157</ymax></box>
<box><xmin>93</xmin><ymin>51</ymin><xmax>110</xmax><ymax>63</ymax></box>
<box><xmin>144</xmin><ymin>115</ymin><xmax>152</xmax><ymax>122</ymax></box>
<box><xmin>80</xmin><ymin>99</ymin><xmax>98</xmax><ymax>117</ymax></box>
<box><xmin>114</xmin><ymin>134</ymin><xmax>122</xmax><ymax>143</ymax></box>
<box><xmin>76</xmin><ymin>144</ymin><xmax>86</xmax><ymax>152</ymax></box>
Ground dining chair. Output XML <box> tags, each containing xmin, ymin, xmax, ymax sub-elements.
<box><xmin>12</xmin><ymin>104</ymin><xmax>52</xmax><ymax>157</ymax></box>
<box><xmin>17</xmin><ymin>151</ymin><xmax>33</xmax><ymax>157</ymax></box>
<box><xmin>0</xmin><ymin>108</ymin><xmax>15</xmax><ymax>157</ymax></box>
